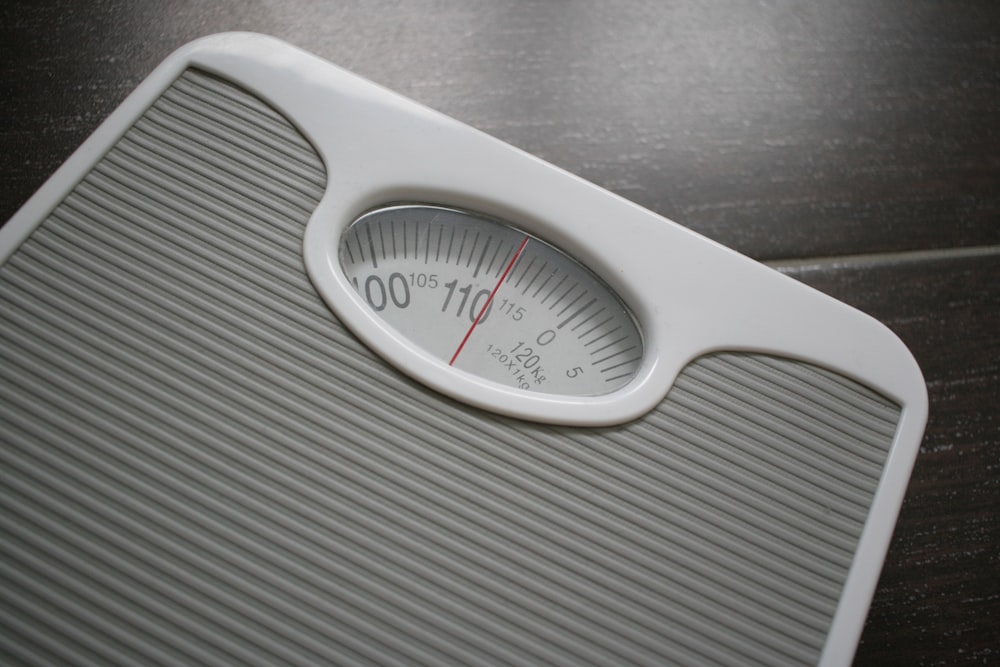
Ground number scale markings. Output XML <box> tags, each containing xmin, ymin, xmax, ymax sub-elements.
<box><xmin>339</xmin><ymin>205</ymin><xmax>643</xmax><ymax>397</ymax></box>
<box><xmin>450</xmin><ymin>235</ymin><xmax>530</xmax><ymax>366</ymax></box>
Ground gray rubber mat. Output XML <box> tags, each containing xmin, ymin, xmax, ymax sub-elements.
<box><xmin>0</xmin><ymin>68</ymin><xmax>900</xmax><ymax>666</ymax></box>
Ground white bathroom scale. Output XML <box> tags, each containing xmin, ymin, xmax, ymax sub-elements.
<box><xmin>0</xmin><ymin>33</ymin><xmax>927</xmax><ymax>666</ymax></box>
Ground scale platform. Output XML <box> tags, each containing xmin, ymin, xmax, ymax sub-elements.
<box><xmin>0</xmin><ymin>34</ymin><xmax>927</xmax><ymax>667</ymax></box>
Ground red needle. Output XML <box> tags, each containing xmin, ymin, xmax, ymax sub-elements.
<box><xmin>449</xmin><ymin>235</ymin><xmax>530</xmax><ymax>366</ymax></box>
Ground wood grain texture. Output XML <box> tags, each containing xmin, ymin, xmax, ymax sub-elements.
<box><xmin>778</xmin><ymin>254</ymin><xmax>1000</xmax><ymax>665</ymax></box>
<box><xmin>2</xmin><ymin>0</ymin><xmax>998</xmax><ymax>259</ymax></box>
<box><xmin>2</xmin><ymin>0</ymin><xmax>998</xmax><ymax>664</ymax></box>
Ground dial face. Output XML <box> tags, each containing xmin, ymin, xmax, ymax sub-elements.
<box><xmin>338</xmin><ymin>205</ymin><xmax>643</xmax><ymax>396</ymax></box>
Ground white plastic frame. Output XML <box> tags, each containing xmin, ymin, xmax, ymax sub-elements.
<box><xmin>1</xmin><ymin>33</ymin><xmax>927</xmax><ymax>666</ymax></box>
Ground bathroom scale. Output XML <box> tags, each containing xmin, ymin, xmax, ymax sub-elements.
<box><xmin>0</xmin><ymin>33</ymin><xmax>928</xmax><ymax>666</ymax></box>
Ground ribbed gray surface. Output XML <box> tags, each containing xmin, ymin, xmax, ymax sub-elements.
<box><xmin>0</xmin><ymin>69</ymin><xmax>901</xmax><ymax>666</ymax></box>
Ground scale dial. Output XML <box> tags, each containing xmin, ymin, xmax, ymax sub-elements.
<box><xmin>338</xmin><ymin>205</ymin><xmax>643</xmax><ymax>397</ymax></box>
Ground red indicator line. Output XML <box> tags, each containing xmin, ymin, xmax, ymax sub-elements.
<box><xmin>449</xmin><ymin>235</ymin><xmax>530</xmax><ymax>366</ymax></box>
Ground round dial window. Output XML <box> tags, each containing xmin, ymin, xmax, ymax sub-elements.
<box><xmin>338</xmin><ymin>205</ymin><xmax>643</xmax><ymax>396</ymax></box>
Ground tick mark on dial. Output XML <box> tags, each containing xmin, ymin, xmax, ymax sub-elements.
<box><xmin>450</xmin><ymin>235</ymin><xmax>530</xmax><ymax>365</ymax></box>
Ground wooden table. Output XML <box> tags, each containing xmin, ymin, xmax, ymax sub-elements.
<box><xmin>2</xmin><ymin>1</ymin><xmax>997</xmax><ymax>664</ymax></box>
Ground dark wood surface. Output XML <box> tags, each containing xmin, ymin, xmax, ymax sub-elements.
<box><xmin>2</xmin><ymin>1</ymin><xmax>997</xmax><ymax>664</ymax></box>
